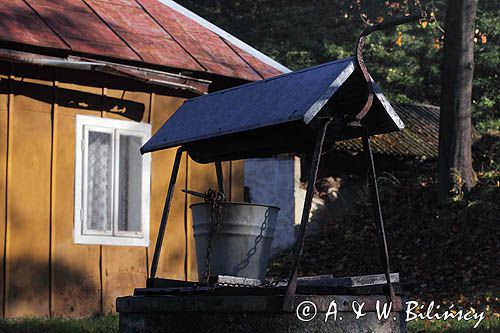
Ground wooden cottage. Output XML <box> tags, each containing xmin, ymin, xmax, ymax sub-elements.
<box><xmin>0</xmin><ymin>0</ymin><xmax>288</xmax><ymax>318</ymax></box>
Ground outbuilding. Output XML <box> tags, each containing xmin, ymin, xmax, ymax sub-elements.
<box><xmin>0</xmin><ymin>0</ymin><xmax>287</xmax><ymax>318</ymax></box>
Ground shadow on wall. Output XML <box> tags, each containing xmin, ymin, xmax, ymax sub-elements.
<box><xmin>9</xmin><ymin>79</ymin><xmax>146</xmax><ymax>122</ymax></box>
<box><xmin>0</xmin><ymin>76</ymin><xmax>149</xmax><ymax>318</ymax></box>
<box><xmin>4</xmin><ymin>257</ymin><xmax>101</xmax><ymax>318</ymax></box>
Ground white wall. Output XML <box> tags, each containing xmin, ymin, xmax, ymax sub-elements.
<box><xmin>243</xmin><ymin>155</ymin><xmax>300</xmax><ymax>250</ymax></box>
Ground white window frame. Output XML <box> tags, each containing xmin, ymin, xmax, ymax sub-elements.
<box><xmin>74</xmin><ymin>115</ymin><xmax>151</xmax><ymax>247</ymax></box>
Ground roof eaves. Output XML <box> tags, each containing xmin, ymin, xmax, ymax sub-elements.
<box><xmin>156</xmin><ymin>0</ymin><xmax>291</xmax><ymax>74</ymax></box>
<box><xmin>0</xmin><ymin>48</ymin><xmax>210</xmax><ymax>95</ymax></box>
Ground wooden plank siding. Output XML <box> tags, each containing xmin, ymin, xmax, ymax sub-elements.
<box><xmin>147</xmin><ymin>94</ymin><xmax>188</xmax><ymax>282</ymax></box>
<box><xmin>51</xmin><ymin>81</ymin><xmax>104</xmax><ymax>318</ymax></box>
<box><xmin>0</xmin><ymin>70</ymin><xmax>10</xmax><ymax>318</ymax></box>
<box><xmin>0</xmin><ymin>65</ymin><xmax>244</xmax><ymax>318</ymax></box>
<box><xmin>5</xmin><ymin>75</ymin><xmax>53</xmax><ymax>317</ymax></box>
<box><xmin>230</xmin><ymin>160</ymin><xmax>245</xmax><ymax>202</ymax></box>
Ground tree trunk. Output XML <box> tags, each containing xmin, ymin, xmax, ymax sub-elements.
<box><xmin>437</xmin><ymin>0</ymin><xmax>478</xmax><ymax>204</ymax></box>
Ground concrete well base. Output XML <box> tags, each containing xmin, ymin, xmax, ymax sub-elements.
<box><xmin>117</xmin><ymin>294</ymin><xmax>407</xmax><ymax>332</ymax></box>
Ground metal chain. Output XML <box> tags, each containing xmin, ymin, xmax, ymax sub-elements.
<box><xmin>202</xmin><ymin>188</ymin><xmax>225</xmax><ymax>286</ymax></box>
<box><xmin>196</xmin><ymin>188</ymin><xmax>288</xmax><ymax>291</ymax></box>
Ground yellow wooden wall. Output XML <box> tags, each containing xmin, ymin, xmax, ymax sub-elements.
<box><xmin>0</xmin><ymin>63</ymin><xmax>243</xmax><ymax>318</ymax></box>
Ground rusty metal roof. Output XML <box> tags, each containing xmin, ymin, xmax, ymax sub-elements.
<box><xmin>0</xmin><ymin>0</ymin><xmax>288</xmax><ymax>81</ymax></box>
<box><xmin>141</xmin><ymin>58</ymin><xmax>404</xmax><ymax>163</ymax></box>
<box><xmin>335</xmin><ymin>103</ymin><xmax>440</xmax><ymax>159</ymax></box>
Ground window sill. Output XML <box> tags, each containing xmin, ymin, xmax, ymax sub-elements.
<box><xmin>74</xmin><ymin>234</ymin><xmax>150</xmax><ymax>247</ymax></box>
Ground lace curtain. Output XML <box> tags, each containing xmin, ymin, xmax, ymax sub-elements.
<box><xmin>86</xmin><ymin>131</ymin><xmax>112</xmax><ymax>232</ymax></box>
<box><xmin>118</xmin><ymin>135</ymin><xmax>142</xmax><ymax>232</ymax></box>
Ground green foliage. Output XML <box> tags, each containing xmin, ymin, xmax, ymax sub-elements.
<box><xmin>473</xmin><ymin>2</ymin><xmax>500</xmax><ymax>129</ymax></box>
<box><xmin>177</xmin><ymin>0</ymin><xmax>499</xmax><ymax>131</ymax></box>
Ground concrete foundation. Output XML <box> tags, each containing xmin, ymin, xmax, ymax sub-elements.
<box><xmin>117</xmin><ymin>294</ymin><xmax>407</xmax><ymax>332</ymax></box>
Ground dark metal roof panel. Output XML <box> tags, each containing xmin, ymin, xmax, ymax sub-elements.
<box><xmin>141</xmin><ymin>58</ymin><xmax>357</xmax><ymax>154</ymax></box>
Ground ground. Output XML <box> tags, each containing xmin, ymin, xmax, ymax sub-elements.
<box><xmin>268</xmin><ymin>133</ymin><xmax>500</xmax><ymax>332</ymax></box>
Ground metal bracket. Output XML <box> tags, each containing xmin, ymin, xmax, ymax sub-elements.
<box><xmin>352</xmin><ymin>11</ymin><xmax>427</xmax><ymax>123</ymax></box>
<box><xmin>351</xmin><ymin>12</ymin><xmax>426</xmax><ymax>304</ymax></box>
<box><xmin>362</xmin><ymin>127</ymin><xmax>396</xmax><ymax>305</ymax></box>
<box><xmin>150</xmin><ymin>147</ymin><xmax>184</xmax><ymax>279</ymax></box>
<box><xmin>282</xmin><ymin>119</ymin><xmax>332</xmax><ymax>312</ymax></box>
<box><xmin>215</xmin><ymin>161</ymin><xmax>226</xmax><ymax>199</ymax></box>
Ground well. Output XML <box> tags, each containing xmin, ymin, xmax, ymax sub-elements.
<box><xmin>118</xmin><ymin>12</ymin><xmax>426</xmax><ymax>333</ymax></box>
<box><xmin>118</xmin><ymin>294</ymin><xmax>407</xmax><ymax>333</ymax></box>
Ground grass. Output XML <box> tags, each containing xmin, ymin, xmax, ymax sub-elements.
<box><xmin>0</xmin><ymin>315</ymin><xmax>118</xmax><ymax>333</ymax></box>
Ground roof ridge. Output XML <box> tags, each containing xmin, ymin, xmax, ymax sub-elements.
<box><xmin>185</xmin><ymin>57</ymin><xmax>354</xmax><ymax>104</ymax></box>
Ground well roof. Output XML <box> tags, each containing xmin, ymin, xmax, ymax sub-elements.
<box><xmin>142</xmin><ymin>58</ymin><xmax>404</xmax><ymax>163</ymax></box>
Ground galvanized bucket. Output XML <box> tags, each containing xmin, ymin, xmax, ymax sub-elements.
<box><xmin>190</xmin><ymin>202</ymin><xmax>279</xmax><ymax>281</ymax></box>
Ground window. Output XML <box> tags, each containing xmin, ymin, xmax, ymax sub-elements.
<box><xmin>74</xmin><ymin>115</ymin><xmax>151</xmax><ymax>246</ymax></box>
